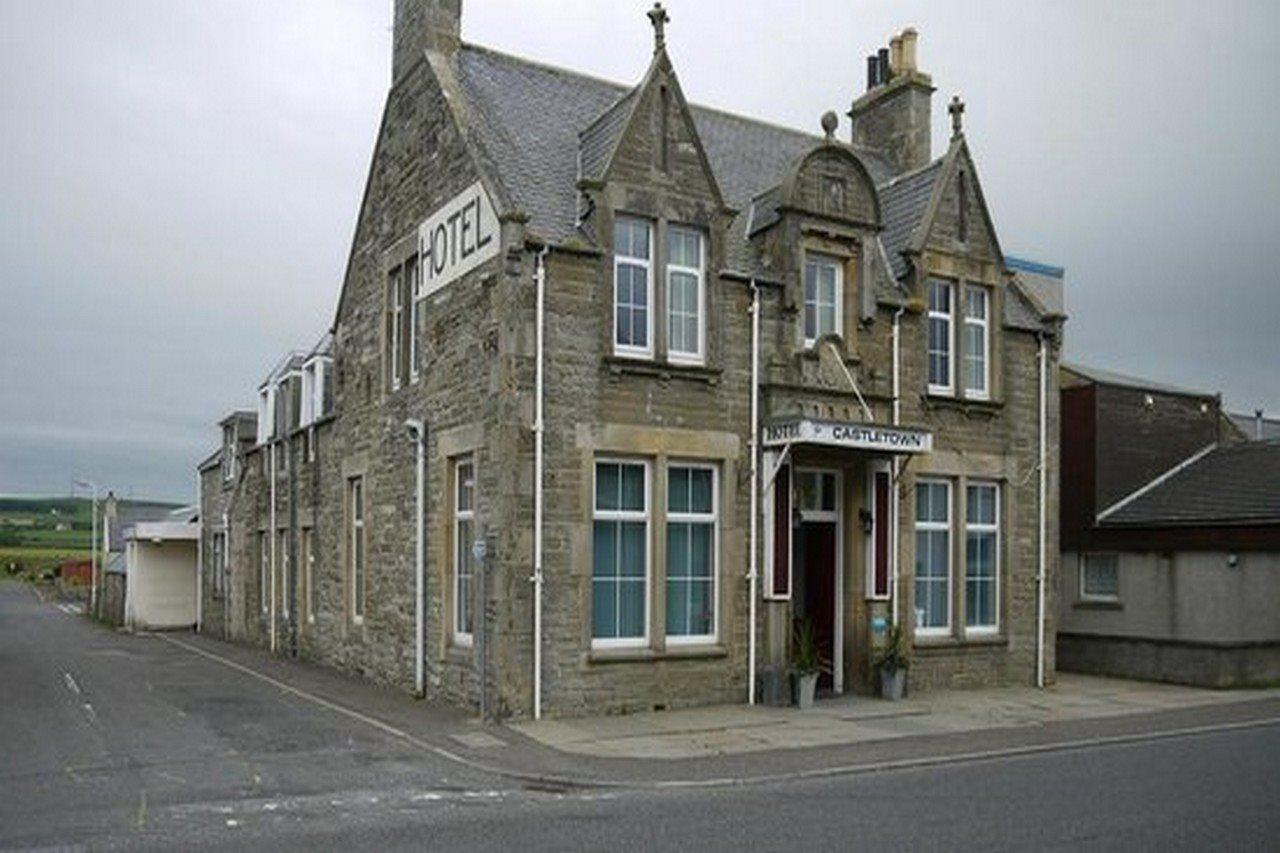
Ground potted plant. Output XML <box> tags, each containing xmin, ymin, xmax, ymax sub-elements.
<box><xmin>791</xmin><ymin>619</ymin><xmax>828</xmax><ymax>709</ymax></box>
<box><xmin>874</xmin><ymin>623</ymin><xmax>911</xmax><ymax>701</ymax></box>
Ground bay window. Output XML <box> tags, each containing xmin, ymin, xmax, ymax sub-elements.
<box><xmin>804</xmin><ymin>254</ymin><xmax>842</xmax><ymax>347</ymax></box>
<box><xmin>666</xmin><ymin>226</ymin><xmax>705</xmax><ymax>364</ymax></box>
<box><xmin>592</xmin><ymin>460</ymin><xmax>648</xmax><ymax>646</ymax></box>
<box><xmin>613</xmin><ymin>218</ymin><xmax>652</xmax><ymax>358</ymax></box>
<box><xmin>965</xmin><ymin>482</ymin><xmax>999</xmax><ymax>631</ymax></box>
<box><xmin>963</xmin><ymin>286</ymin><xmax>989</xmax><ymax>398</ymax></box>
<box><xmin>914</xmin><ymin>479</ymin><xmax>951</xmax><ymax>634</ymax></box>
<box><xmin>927</xmin><ymin>278</ymin><xmax>954</xmax><ymax>395</ymax></box>
<box><xmin>666</xmin><ymin>465</ymin><xmax>716</xmax><ymax>642</ymax></box>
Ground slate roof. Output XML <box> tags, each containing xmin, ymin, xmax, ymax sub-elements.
<box><xmin>877</xmin><ymin>159</ymin><xmax>943</xmax><ymax>280</ymax></box>
<box><xmin>1102</xmin><ymin>440</ymin><xmax>1280</xmax><ymax>527</ymax></box>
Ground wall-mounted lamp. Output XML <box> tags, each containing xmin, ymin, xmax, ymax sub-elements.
<box><xmin>859</xmin><ymin>508</ymin><xmax>874</xmax><ymax>535</ymax></box>
<box><xmin>1227</xmin><ymin>553</ymin><xmax>1239</xmax><ymax>569</ymax></box>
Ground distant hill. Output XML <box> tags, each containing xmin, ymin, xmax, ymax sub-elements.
<box><xmin>0</xmin><ymin>496</ymin><xmax>185</xmax><ymax>550</ymax></box>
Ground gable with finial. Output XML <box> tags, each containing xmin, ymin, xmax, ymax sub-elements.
<box><xmin>577</xmin><ymin>3</ymin><xmax>725</xmax><ymax>210</ymax></box>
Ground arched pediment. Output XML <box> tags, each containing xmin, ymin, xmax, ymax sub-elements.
<box><xmin>778</xmin><ymin>145</ymin><xmax>881</xmax><ymax>228</ymax></box>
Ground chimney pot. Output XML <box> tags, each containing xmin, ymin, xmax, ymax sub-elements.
<box><xmin>866</xmin><ymin>55</ymin><xmax>880</xmax><ymax>90</ymax></box>
<box><xmin>900</xmin><ymin>27</ymin><xmax>919</xmax><ymax>73</ymax></box>
<box><xmin>877</xmin><ymin>47</ymin><xmax>890</xmax><ymax>83</ymax></box>
<box><xmin>889</xmin><ymin>34</ymin><xmax>903</xmax><ymax>75</ymax></box>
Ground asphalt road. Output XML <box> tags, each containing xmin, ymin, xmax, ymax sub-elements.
<box><xmin>3</xmin><ymin>580</ymin><xmax>1278</xmax><ymax>852</ymax></box>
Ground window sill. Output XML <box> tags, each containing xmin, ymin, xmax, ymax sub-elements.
<box><xmin>912</xmin><ymin>633</ymin><xmax>1008</xmax><ymax>652</ymax></box>
<box><xmin>587</xmin><ymin>643</ymin><xmax>727</xmax><ymax>664</ymax></box>
<box><xmin>603</xmin><ymin>356</ymin><xmax>721</xmax><ymax>385</ymax></box>
<box><xmin>1074</xmin><ymin>599</ymin><xmax>1123</xmax><ymax>611</ymax></box>
<box><xmin>922</xmin><ymin>394</ymin><xmax>1004</xmax><ymax>416</ymax></box>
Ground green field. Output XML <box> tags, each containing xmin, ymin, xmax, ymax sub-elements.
<box><xmin>0</xmin><ymin>495</ymin><xmax>177</xmax><ymax>580</ymax></box>
<box><xmin>0</xmin><ymin>546</ymin><xmax>93</xmax><ymax>579</ymax></box>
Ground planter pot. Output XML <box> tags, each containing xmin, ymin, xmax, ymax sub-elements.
<box><xmin>794</xmin><ymin>672</ymin><xmax>818</xmax><ymax>709</ymax></box>
<box><xmin>880</xmin><ymin>667</ymin><xmax>907</xmax><ymax>701</ymax></box>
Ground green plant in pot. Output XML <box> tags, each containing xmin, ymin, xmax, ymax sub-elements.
<box><xmin>791</xmin><ymin>619</ymin><xmax>829</xmax><ymax>709</ymax></box>
<box><xmin>874</xmin><ymin>622</ymin><xmax>911</xmax><ymax>701</ymax></box>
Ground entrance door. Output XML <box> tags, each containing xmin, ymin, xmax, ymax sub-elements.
<box><xmin>800</xmin><ymin>521</ymin><xmax>837</xmax><ymax>691</ymax></box>
<box><xmin>794</xmin><ymin>469</ymin><xmax>842</xmax><ymax>694</ymax></box>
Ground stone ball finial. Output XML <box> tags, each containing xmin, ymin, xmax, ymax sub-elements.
<box><xmin>821</xmin><ymin>110</ymin><xmax>839</xmax><ymax>141</ymax></box>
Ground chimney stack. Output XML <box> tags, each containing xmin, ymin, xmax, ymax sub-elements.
<box><xmin>850</xmin><ymin>27</ymin><xmax>935</xmax><ymax>176</ymax></box>
<box><xmin>393</xmin><ymin>0</ymin><xmax>462</xmax><ymax>84</ymax></box>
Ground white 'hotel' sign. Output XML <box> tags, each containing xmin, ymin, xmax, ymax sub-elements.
<box><xmin>417</xmin><ymin>180</ymin><xmax>499</xmax><ymax>299</ymax></box>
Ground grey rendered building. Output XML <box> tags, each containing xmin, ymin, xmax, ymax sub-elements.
<box><xmin>198</xmin><ymin>1</ymin><xmax>1063</xmax><ymax>719</ymax></box>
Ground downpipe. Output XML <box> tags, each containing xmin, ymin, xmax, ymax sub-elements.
<box><xmin>532</xmin><ymin>246</ymin><xmax>548</xmax><ymax>720</ymax></box>
<box><xmin>747</xmin><ymin>281</ymin><xmax>760</xmax><ymax>705</ymax></box>
<box><xmin>1036</xmin><ymin>333</ymin><xmax>1048</xmax><ymax>688</ymax></box>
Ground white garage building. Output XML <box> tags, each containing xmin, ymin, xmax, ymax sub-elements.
<box><xmin>123</xmin><ymin>519</ymin><xmax>200</xmax><ymax>630</ymax></box>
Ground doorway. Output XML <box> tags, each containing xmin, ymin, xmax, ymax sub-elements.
<box><xmin>793</xmin><ymin>468</ymin><xmax>843</xmax><ymax>694</ymax></box>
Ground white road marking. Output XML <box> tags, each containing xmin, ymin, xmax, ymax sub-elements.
<box><xmin>64</xmin><ymin>672</ymin><xmax>81</xmax><ymax>695</ymax></box>
<box><xmin>155</xmin><ymin>634</ymin><xmax>1280</xmax><ymax>792</ymax></box>
<box><xmin>82</xmin><ymin>703</ymin><xmax>98</xmax><ymax>727</ymax></box>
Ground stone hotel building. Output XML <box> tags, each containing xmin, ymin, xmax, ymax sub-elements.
<box><xmin>198</xmin><ymin>0</ymin><xmax>1064</xmax><ymax>719</ymax></box>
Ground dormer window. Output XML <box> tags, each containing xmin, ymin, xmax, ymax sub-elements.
<box><xmin>803</xmin><ymin>254</ymin><xmax>842</xmax><ymax>348</ymax></box>
<box><xmin>962</xmin><ymin>286</ymin><xmax>989</xmax><ymax>399</ymax></box>
<box><xmin>666</xmin><ymin>226</ymin><xmax>704</xmax><ymax>365</ymax></box>
<box><xmin>613</xmin><ymin>217</ymin><xmax>653</xmax><ymax>359</ymax></box>
<box><xmin>927</xmin><ymin>278</ymin><xmax>954</xmax><ymax>395</ymax></box>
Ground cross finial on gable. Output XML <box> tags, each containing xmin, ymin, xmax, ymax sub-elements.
<box><xmin>948</xmin><ymin>94</ymin><xmax>965</xmax><ymax>139</ymax></box>
<box><xmin>647</xmin><ymin>2</ymin><xmax>670</xmax><ymax>52</ymax></box>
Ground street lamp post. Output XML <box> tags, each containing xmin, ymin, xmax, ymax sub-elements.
<box><xmin>73</xmin><ymin>479</ymin><xmax>99</xmax><ymax>616</ymax></box>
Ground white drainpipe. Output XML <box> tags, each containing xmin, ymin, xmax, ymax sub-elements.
<box><xmin>747</xmin><ymin>281</ymin><xmax>760</xmax><ymax>705</ymax></box>
<box><xmin>269</xmin><ymin>441</ymin><xmax>277</xmax><ymax>654</ymax></box>
<box><xmin>891</xmin><ymin>305</ymin><xmax>905</xmax><ymax>627</ymax></box>
<box><xmin>404</xmin><ymin>419</ymin><xmax>427</xmax><ymax>696</ymax></box>
<box><xmin>533</xmin><ymin>246</ymin><xmax>548</xmax><ymax>720</ymax></box>
<box><xmin>1036</xmin><ymin>333</ymin><xmax>1048</xmax><ymax>688</ymax></box>
<box><xmin>195</xmin><ymin>470</ymin><xmax>203</xmax><ymax>632</ymax></box>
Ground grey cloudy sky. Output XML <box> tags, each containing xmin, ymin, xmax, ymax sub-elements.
<box><xmin>2</xmin><ymin>0</ymin><xmax>1277</xmax><ymax>501</ymax></box>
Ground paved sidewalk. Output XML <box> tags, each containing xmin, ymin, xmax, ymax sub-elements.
<box><xmin>511</xmin><ymin>675</ymin><xmax>1280</xmax><ymax>759</ymax></box>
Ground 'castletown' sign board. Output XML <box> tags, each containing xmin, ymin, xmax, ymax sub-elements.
<box><xmin>417</xmin><ymin>180</ymin><xmax>499</xmax><ymax>299</ymax></box>
<box><xmin>762</xmin><ymin>418</ymin><xmax>933</xmax><ymax>454</ymax></box>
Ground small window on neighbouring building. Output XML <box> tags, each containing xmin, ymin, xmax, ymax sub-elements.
<box><xmin>1081</xmin><ymin>553</ymin><xmax>1119</xmax><ymax>601</ymax></box>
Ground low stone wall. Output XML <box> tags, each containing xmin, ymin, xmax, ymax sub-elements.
<box><xmin>1058</xmin><ymin>632</ymin><xmax>1280</xmax><ymax>688</ymax></box>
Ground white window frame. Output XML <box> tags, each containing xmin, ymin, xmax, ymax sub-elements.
<box><xmin>591</xmin><ymin>458</ymin><xmax>651</xmax><ymax>649</ymax></box>
<box><xmin>259</xmin><ymin>532</ymin><xmax>269</xmax><ymax>614</ymax></box>
<box><xmin>1080</xmin><ymin>553</ymin><xmax>1120</xmax><ymax>602</ymax></box>
<box><xmin>257</xmin><ymin>386</ymin><xmax>275</xmax><ymax>444</ymax></box>
<box><xmin>279</xmin><ymin>529</ymin><xmax>290</xmax><ymax>619</ymax></box>
<box><xmin>349</xmin><ymin>477</ymin><xmax>365</xmax><ymax>624</ymax></box>
<box><xmin>927</xmin><ymin>279</ymin><xmax>955</xmax><ymax>396</ymax></box>
<box><xmin>301</xmin><ymin>364</ymin><xmax>315</xmax><ymax>427</ymax></box>
<box><xmin>964</xmin><ymin>481</ymin><xmax>1000</xmax><ymax>634</ymax></box>
<box><xmin>665</xmin><ymin>226</ymin><xmax>706</xmax><ymax>366</ymax></box>
<box><xmin>963</xmin><ymin>285</ymin><xmax>990</xmax><ymax>400</ymax></box>
<box><xmin>612</xmin><ymin>217</ymin><xmax>654</xmax><ymax>360</ymax></box>
<box><xmin>408</xmin><ymin>256</ymin><xmax>421</xmax><ymax>383</ymax></box>
<box><xmin>302</xmin><ymin>527</ymin><xmax>315</xmax><ymax>625</ymax></box>
<box><xmin>914</xmin><ymin>478</ymin><xmax>952</xmax><ymax>637</ymax></box>
<box><xmin>222</xmin><ymin>425</ymin><xmax>235</xmax><ymax>482</ymax></box>
<box><xmin>665</xmin><ymin>462</ymin><xmax>718</xmax><ymax>645</ymax></box>
<box><xmin>803</xmin><ymin>254</ymin><xmax>843</xmax><ymax>349</ymax></box>
<box><xmin>390</xmin><ymin>268</ymin><xmax>404</xmax><ymax>391</ymax></box>
<box><xmin>453</xmin><ymin>457</ymin><xmax>476</xmax><ymax>647</ymax></box>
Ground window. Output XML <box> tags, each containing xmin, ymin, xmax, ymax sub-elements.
<box><xmin>257</xmin><ymin>386</ymin><xmax>275</xmax><ymax>444</ymax></box>
<box><xmin>453</xmin><ymin>458</ymin><xmax>476</xmax><ymax>645</ymax></box>
<box><xmin>963</xmin><ymin>286</ymin><xmax>989</xmax><ymax>398</ymax></box>
<box><xmin>1081</xmin><ymin>553</ymin><xmax>1119</xmax><ymax>601</ymax></box>
<box><xmin>796</xmin><ymin>470</ymin><xmax>838</xmax><ymax>514</ymax></box>
<box><xmin>965</xmin><ymin>482</ymin><xmax>999</xmax><ymax>631</ymax></box>
<box><xmin>914</xmin><ymin>480</ymin><xmax>951</xmax><ymax>634</ymax></box>
<box><xmin>804</xmin><ymin>255</ymin><xmax>842</xmax><ymax>347</ymax></box>
<box><xmin>666</xmin><ymin>465</ymin><xmax>716</xmax><ymax>642</ymax></box>
<box><xmin>407</xmin><ymin>256</ymin><xmax>421</xmax><ymax>383</ymax></box>
<box><xmin>279</xmin><ymin>530</ymin><xmax>290</xmax><ymax>619</ymax></box>
<box><xmin>666</xmin><ymin>227</ymin><xmax>705</xmax><ymax>364</ymax></box>
<box><xmin>221</xmin><ymin>425</ymin><xmax>235</xmax><ymax>482</ymax></box>
<box><xmin>302</xmin><ymin>527</ymin><xmax>315</xmax><ymax>624</ymax></box>
<box><xmin>389</xmin><ymin>268</ymin><xmax>405</xmax><ymax>390</ymax></box>
<box><xmin>212</xmin><ymin>532</ymin><xmax>226</xmax><ymax>598</ymax></box>
<box><xmin>592</xmin><ymin>461</ymin><xmax>648</xmax><ymax>646</ymax></box>
<box><xmin>613</xmin><ymin>218</ymin><xmax>652</xmax><ymax>358</ymax></box>
<box><xmin>259</xmin><ymin>533</ymin><xmax>269</xmax><ymax>614</ymax></box>
<box><xmin>348</xmin><ymin>477</ymin><xmax>365</xmax><ymax>623</ymax></box>
<box><xmin>927</xmin><ymin>279</ymin><xmax>954</xmax><ymax>394</ymax></box>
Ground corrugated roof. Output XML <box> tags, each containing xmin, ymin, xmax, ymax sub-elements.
<box><xmin>1102</xmin><ymin>440</ymin><xmax>1280</xmax><ymax>526</ymax></box>
<box><xmin>1062</xmin><ymin>362</ymin><xmax>1216</xmax><ymax>399</ymax></box>
<box><xmin>1007</xmin><ymin>256</ymin><xmax>1065</xmax><ymax>318</ymax></box>
<box><xmin>1228</xmin><ymin>412</ymin><xmax>1280</xmax><ymax>442</ymax></box>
